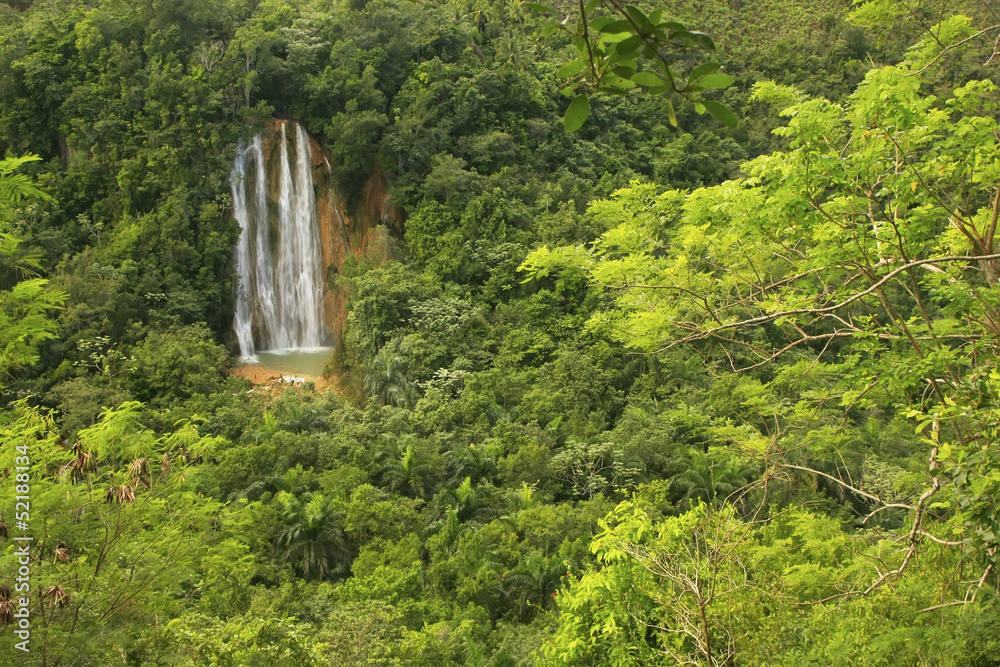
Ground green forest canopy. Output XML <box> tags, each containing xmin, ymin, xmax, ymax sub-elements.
<box><xmin>1</xmin><ymin>0</ymin><xmax>1000</xmax><ymax>664</ymax></box>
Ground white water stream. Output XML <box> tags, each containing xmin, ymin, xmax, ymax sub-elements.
<box><xmin>231</xmin><ymin>122</ymin><xmax>328</xmax><ymax>361</ymax></box>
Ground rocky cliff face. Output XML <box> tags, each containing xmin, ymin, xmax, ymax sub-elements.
<box><xmin>255</xmin><ymin>119</ymin><xmax>401</xmax><ymax>349</ymax></box>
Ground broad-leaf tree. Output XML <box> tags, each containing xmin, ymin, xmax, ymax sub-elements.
<box><xmin>525</xmin><ymin>14</ymin><xmax>1000</xmax><ymax>640</ymax></box>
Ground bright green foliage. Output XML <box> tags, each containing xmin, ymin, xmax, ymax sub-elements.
<box><xmin>542</xmin><ymin>501</ymin><xmax>998</xmax><ymax>665</ymax></box>
<box><xmin>0</xmin><ymin>156</ymin><xmax>66</xmax><ymax>382</ymax></box>
<box><xmin>163</xmin><ymin>608</ymin><xmax>323</xmax><ymax>667</ymax></box>
<box><xmin>524</xmin><ymin>16</ymin><xmax>1000</xmax><ymax>663</ymax></box>
<box><xmin>0</xmin><ymin>401</ymin><xmax>226</xmax><ymax>665</ymax></box>
<box><xmin>0</xmin><ymin>278</ymin><xmax>66</xmax><ymax>381</ymax></box>
<box><xmin>0</xmin><ymin>156</ymin><xmax>51</xmax><ymax>209</ymax></box>
<box><xmin>542</xmin><ymin>503</ymin><xmax>760</xmax><ymax>665</ymax></box>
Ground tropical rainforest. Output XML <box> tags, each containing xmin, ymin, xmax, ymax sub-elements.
<box><xmin>2</xmin><ymin>0</ymin><xmax>1000</xmax><ymax>664</ymax></box>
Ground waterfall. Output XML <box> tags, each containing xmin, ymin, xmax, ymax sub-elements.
<box><xmin>231</xmin><ymin>122</ymin><xmax>327</xmax><ymax>360</ymax></box>
<box><xmin>231</xmin><ymin>145</ymin><xmax>256</xmax><ymax>358</ymax></box>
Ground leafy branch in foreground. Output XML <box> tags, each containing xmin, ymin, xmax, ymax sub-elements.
<box><xmin>527</xmin><ymin>1</ymin><xmax>736</xmax><ymax>131</ymax></box>
<box><xmin>0</xmin><ymin>155</ymin><xmax>66</xmax><ymax>384</ymax></box>
<box><xmin>0</xmin><ymin>402</ymin><xmax>227</xmax><ymax>665</ymax></box>
<box><xmin>526</xmin><ymin>19</ymin><xmax>1000</xmax><ymax>654</ymax></box>
<box><xmin>0</xmin><ymin>156</ymin><xmax>54</xmax><ymax>210</ymax></box>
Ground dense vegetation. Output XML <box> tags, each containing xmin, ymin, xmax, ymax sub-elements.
<box><xmin>2</xmin><ymin>0</ymin><xmax>1000</xmax><ymax>664</ymax></box>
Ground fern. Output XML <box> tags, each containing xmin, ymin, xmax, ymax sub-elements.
<box><xmin>0</xmin><ymin>156</ymin><xmax>65</xmax><ymax>382</ymax></box>
<box><xmin>0</xmin><ymin>155</ymin><xmax>54</xmax><ymax>207</ymax></box>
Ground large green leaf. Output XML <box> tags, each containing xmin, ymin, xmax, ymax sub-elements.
<box><xmin>699</xmin><ymin>73</ymin><xmax>735</xmax><ymax>89</ymax></box>
<box><xmin>598</xmin><ymin>19</ymin><xmax>633</xmax><ymax>34</ymax></box>
<box><xmin>624</xmin><ymin>5</ymin><xmax>652</xmax><ymax>33</ymax></box>
<box><xmin>689</xmin><ymin>62</ymin><xmax>721</xmax><ymax>81</ymax></box>
<box><xmin>524</xmin><ymin>2</ymin><xmax>556</xmax><ymax>13</ymax></box>
<box><xmin>632</xmin><ymin>72</ymin><xmax>665</xmax><ymax>87</ymax></box>
<box><xmin>702</xmin><ymin>100</ymin><xmax>738</xmax><ymax>128</ymax></box>
<box><xmin>564</xmin><ymin>94</ymin><xmax>591</xmax><ymax>132</ymax></box>
<box><xmin>558</xmin><ymin>60</ymin><xmax>588</xmax><ymax>78</ymax></box>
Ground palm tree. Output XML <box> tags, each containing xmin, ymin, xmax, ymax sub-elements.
<box><xmin>485</xmin><ymin>404</ymin><xmax>520</xmax><ymax>427</ymax></box>
<box><xmin>673</xmin><ymin>449</ymin><xmax>758</xmax><ymax>513</ymax></box>
<box><xmin>504</xmin><ymin>482</ymin><xmax>540</xmax><ymax>515</ymax></box>
<box><xmin>273</xmin><ymin>396</ymin><xmax>328</xmax><ymax>433</ymax></box>
<box><xmin>371</xmin><ymin>432</ymin><xmax>414</xmax><ymax>470</ymax></box>
<box><xmin>250</xmin><ymin>411</ymin><xmax>280</xmax><ymax>444</ymax></box>
<box><xmin>364</xmin><ymin>341</ymin><xmax>413</xmax><ymax>407</ymax></box>
<box><xmin>445</xmin><ymin>444</ymin><xmax>498</xmax><ymax>485</ymax></box>
<box><xmin>496</xmin><ymin>483</ymin><xmax>542</xmax><ymax>533</ymax></box>
<box><xmin>447</xmin><ymin>477</ymin><xmax>500</xmax><ymax>524</ymax></box>
<box><xmin>382</xmin><ymin>442</ymin><xmax>431</xmax><ymax>498</ymax></box>
<box><xmin>275</xmin><ymin>492</ymin><xmax>350</xmax><ymax>580</ymax></box>
<box><xmin>424</xmin><ymin>506</ymin><xmax>471</xmax><ymax>552</ymax></box>
<box><xmin>464</xmin><ymin>637</ymin><xmax>516</xmax><ymax>667</ymax></box>
<box><xmin>505</xmin><ymin>553</ymin><xmax>567</xmax><ymax>621</ymax></box>
<box><xmin>425</xmin><ymin>478</ymin><xmax>501</xmax><ymax>551</ymax></box>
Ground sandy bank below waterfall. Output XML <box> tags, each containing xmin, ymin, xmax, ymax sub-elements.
<box><xmin>231</xmin><ymin>364</ymin><xmax>335</xmax><ymax>393</ymax></box>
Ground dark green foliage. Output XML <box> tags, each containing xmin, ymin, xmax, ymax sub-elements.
<box><xmin>128</xmin><ymin>323</ymin><xmax>228</xmax><ymax>404</ymax></box>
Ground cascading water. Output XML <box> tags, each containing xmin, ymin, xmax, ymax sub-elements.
<box><xmin>231</xmin><ymin>122</ymin><xmax>327</xmax><ymax>362</ymax></box>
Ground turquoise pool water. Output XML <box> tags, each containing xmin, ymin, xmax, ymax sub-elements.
<box><xmin>251</xmin><ymin>347</ymin><xmax>333</xmax><ymax>378</ymax></box>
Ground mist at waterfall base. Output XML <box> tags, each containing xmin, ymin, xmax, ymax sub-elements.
<box><xmin>230</xmin><ymin>122</ymin><xmax>332</xmax><ymax>379</ymax></box>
